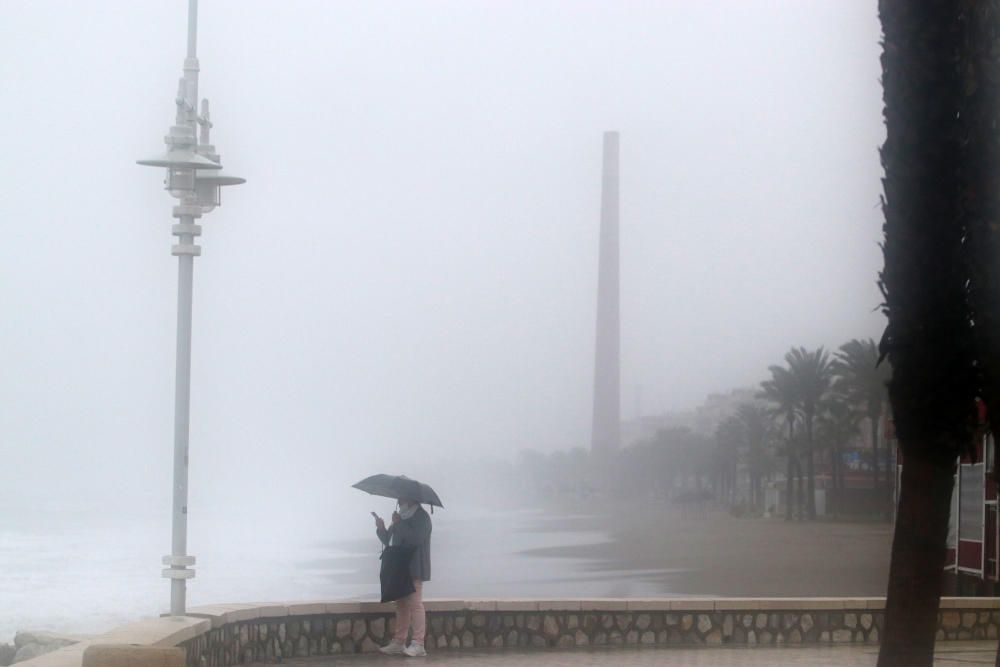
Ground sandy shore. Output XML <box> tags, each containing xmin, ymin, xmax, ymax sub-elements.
<box><xmin>519</xmin><ymin>505</ymin><xmax>893</xmax><ymax>597</ymax></box>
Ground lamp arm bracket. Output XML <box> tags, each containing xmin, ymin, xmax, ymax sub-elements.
<box><xmin>174</xmin><ymin>79</ymin><xmax>196</xmax><ymax>118</ymax></box>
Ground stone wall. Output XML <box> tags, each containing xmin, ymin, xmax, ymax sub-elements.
<box><xmin>180</xmin><ymin>609</ymin><xmax>876</xmax><ymax>666</ymax></box>
<box><xmin>174</xmin><ymin>598</ymin><xmax>1000</xmax><ymax>666</ymax></box>
<box><xmin>15</xmin><ymin>598</ymin><xmax>1000</xmax><ymax>667</ymax></box>
<box><xmin>938</xmin><ymin>608</ymin><xmax>1000</xmax><ymax>641</ymax></box>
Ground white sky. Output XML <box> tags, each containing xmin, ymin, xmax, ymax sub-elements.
<box><xmin>0</xmin><ymin>1</ymin><xmax>885</xmax><ymax>512</ymax></box>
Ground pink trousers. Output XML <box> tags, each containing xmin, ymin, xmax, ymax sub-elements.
<box><xmin>393</xmin><ymin>579</ymin><xmax>425</xmax><ymax>644</ymax></box>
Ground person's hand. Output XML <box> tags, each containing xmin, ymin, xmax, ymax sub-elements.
<box><xmin>374</xmin><ymin>515</ymin><xmax>385</xmax><ymax>531</ymax></box>
<box><xmin>391</xmin><ymin>511</ymin><xmax>401</xmax><ymax>525</ymax></box>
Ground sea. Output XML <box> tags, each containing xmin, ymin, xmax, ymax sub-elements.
<box><xmin>0</xmin><ymin>500</ymin><xmax>670</xmax><ymax>643</ymax></box>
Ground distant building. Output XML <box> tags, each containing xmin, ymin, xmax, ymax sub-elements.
<box><xmin>620</xmin><ymin>387</ymin><xmax>761</xmax><ymax>447</ymax></box>
<box><xmin>691</xmin><ymin>388</ymin><xmax>762</xmax><ymax>436</ymax></box>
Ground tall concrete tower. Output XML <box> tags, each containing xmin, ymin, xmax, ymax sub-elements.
<box><xmin>591</xmin><ymin>131</ymin><xmax>620</xmax><ymax>457</ymax></box>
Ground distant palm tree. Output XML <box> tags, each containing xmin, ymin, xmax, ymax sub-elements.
<box><xmin>736</xmin><ymin>403</ymin><xmax>771</xmax><ymax>511</ymax></box>
<box><xmin>815</xmin><ymin>396</ymin><xmax>861</xmax><ymax>516</ymax></box>
<box><xmin>786</xmin><ymin>347</ymin><xmax>834</xmax><ymax>520</ymax></box>
<box><xmin>833</xmin><ymin>338</ymin><xmax>891</xmax><ymax>508</ymax></box>
<box><xmin>759</xmin><ymin>366</ymin><xmax>803</xmax><ymax>520</ymax></box>
<box><xmin>714</xmin><ymin>416</ymin><xmax>743</xmax><ymax>507</ymax></box>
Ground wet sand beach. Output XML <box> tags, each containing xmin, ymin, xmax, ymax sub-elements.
<box><xmin>519</xmin><ymin>505</ymin><xmax>893</xmax><ymax>597</ymax></box>
<box><xmin>316</xmin><ymin>504</ymin><xmax>894</xmax><ymax>599</ymax></box>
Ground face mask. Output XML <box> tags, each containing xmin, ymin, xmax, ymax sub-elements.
<box><xmin>398</xmin><ymin>502</ymin><xmax>418</xmax><ymax>519</ymax></box>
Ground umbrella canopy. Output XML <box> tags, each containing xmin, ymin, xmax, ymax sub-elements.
<box><xmin>352</xmin><ymin>474</ymin><xmax>443</xmax><ymax>508</ymax></box>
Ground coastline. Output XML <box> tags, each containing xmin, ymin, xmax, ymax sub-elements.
<box><xmin>0</xmin><ymin>503</ymin><xmax>892</xmax><ymax>648</ymax></box>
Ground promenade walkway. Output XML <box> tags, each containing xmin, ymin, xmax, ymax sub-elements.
<box><xmin>258</xmin><ymin>641</ymin><xmax>996</xmax><ymax>666</ymax></box>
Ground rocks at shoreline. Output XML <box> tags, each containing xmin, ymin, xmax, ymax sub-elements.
<box><xmin>1</xmin><ymin>632</ymin><xmax>81</xmax><ymax>665</ymax></box>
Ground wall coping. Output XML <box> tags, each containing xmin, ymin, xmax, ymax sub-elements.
<box><xmin>179</xmin><ymin>596</ymin><xmax>1000</xmax><ymax>624</ymax></box>
<box><xmin>16</xmin><ymin>597</ymin><xmax>1000</xmax><ymax>667</ymax></box>
<box><xmin>16</xmin><ymin>617</ymin><xmax>208</xmax><ymax>667</ymax></box>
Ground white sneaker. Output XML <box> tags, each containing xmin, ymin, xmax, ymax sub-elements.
<box><xmin>403</xmin><ymin>643</ymin><xmax>427</xmax><ymax>657</ymax></box>
<box><xmin>379</xmin><ymin>640</ymin><xmax>406</xmax><ymax>655</ymax></box>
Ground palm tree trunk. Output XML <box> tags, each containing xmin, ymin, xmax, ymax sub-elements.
<box><xmin>784</xmin><ymin>454</ymin><xmax>793</xmax><ymax>520</ymax></box>
<box><xmin>878</xmin><ymin>449</ymin><xmax>955</xmax><ymax>667</ymax></box>
<box><xmin>806</xmin><ymin>415</ymin><xmax>817</xmax><ymax>519</ymax></box>
<box><xmin>878</xmin><ymin>0</ymin><xmax>980</xmax><ymax>661</ymax></box>
<box><xmin>754</xmin><ymin>474</ymin><xmax>762</xmax><ymax>512</ymax></box>
<box><xmin>784</xmin><ymin>417</ymin><xmax>795</xmax><ymax>521</ymax></box>
<box><xmin>729</xmin><ymin>466</ymin><xmax>736</xmax><ymax>507</ymax></box>
<box><xmin>799</xmin><ymin>460</ymin><xmax>806</xmax><ymax>520</ymax></box>
<box><xmin>952</xmin><ymin>6</ymin><xmax>1000</xmax><ymax>664</ymax></box>
<box><xmin>831</xmin><ymin>442</ymin><xmax>841</xmax><ymax>517</ymax></box>
<box><xmin>793</xmin><ymin>457</ymin><xmax>805</xmax><ymax>521</ymax></box>
<box><xmin>871</xmin><ymin>413</ymin><xmax>882</xmax><ymax>513</ymax></box>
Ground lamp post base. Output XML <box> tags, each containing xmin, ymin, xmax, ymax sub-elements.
<box><xmin>163</xmin><ymin>554</ymin><xmax>196</xmax><ymax>616</ymax></box>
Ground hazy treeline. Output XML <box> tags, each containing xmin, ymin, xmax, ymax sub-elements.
<box><xmin>512</xmin><ymin>338</ymin><xmax>890</xmax><ymax>520</ymax></box>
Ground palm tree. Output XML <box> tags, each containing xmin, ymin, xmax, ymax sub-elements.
<box><xmin>877</xmin><ymin>1</ymin><xmax>980</xmax><ymax>663</ymax></box>
<box><xmin>815</xmin><ymin>396</ymin><xmax>861</xmax><ymax>516</ymax></box>
<box><xmin>786</xmin><ymin>346</ymin><xmax>834</xmax><ymax>520</ymax></box>
<box><xmin>759</xmin><ymin>365</ymin><xmax>803</xmax><ymax>520</ymax></box>
<box><xmin>708</xmin><ymin>431</ymin><xmax>733</xmax><ymax>504</ymax></box>
<box><xmin>833</xmin><ymin>338</ymin><xmax>891</xmax><ymax>510</ymax></box>
<box><xmin>960</xmin><ymin>2</ymin><xmax>1000</xmax><ymax>475</ymax></box>
<box><xmin>735</xmin><ymin>403</ymin><xmax>771</xmax><ymax>511</ymax></box>
<box><xmin>954</xmin><ymin>10</ymin><xmax>1000</xmax><ymax>664</ymax></box>
<box><xmin>714</xmin><ymin>416</ymin><xmax>743</xmax><ymax>507</ymax></box>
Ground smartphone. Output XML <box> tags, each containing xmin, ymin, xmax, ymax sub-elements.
<box><xmin>371</xmin><ymin>511</ymin><xmax>379</xmax><ymax>519</ymax></box>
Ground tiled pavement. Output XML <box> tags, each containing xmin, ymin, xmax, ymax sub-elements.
<box><xmin>255</xmin><ymin>642</ymin><xmax>996</xmax><ymax>666</ymax></box>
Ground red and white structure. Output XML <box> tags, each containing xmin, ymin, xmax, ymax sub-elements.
<box><xmin>893</xmin><ymin>401</ymin><xmax>999</xmax><ymax>593</ymax></box>
<box><xmin>944</xmin><ymin>407</ymin><xmax>996</xmax><ymax>587</ymax></box>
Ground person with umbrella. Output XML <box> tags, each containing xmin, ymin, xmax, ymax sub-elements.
<box><xmin>354</xmin><ymin>475</ymin><xmax>441</xmax><ymax>657</ymax></box>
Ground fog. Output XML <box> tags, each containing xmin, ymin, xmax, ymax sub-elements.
<box><xmin>1</xmin><ymin>0</ymin><xmax>887</xmax><ymax>635</ymax></box>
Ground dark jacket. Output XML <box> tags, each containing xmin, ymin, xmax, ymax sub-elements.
<box><xmin>379</xmin><ymin>545</ymin><xmax>416</xmax><ymax>602</ymax></box>
<box><xmin>377</xmin><ymin>506</ymin><xmax>432</xmax><ymax>581</ymax></box>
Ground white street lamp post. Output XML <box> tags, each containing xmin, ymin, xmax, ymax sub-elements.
<box><xmin>137</xmin><ymin>0</ymin><xmax>244</xmax><ymax>616</ymax></box>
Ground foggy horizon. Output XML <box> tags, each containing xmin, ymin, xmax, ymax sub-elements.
<box><xmin>2</xmin><ymin>1</ymin><xmax>885</xmax><ymax>510</ymax></box>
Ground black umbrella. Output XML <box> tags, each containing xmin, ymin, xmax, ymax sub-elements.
<box><xmin>352</xmin><ymin>474</ymin><xmax>444</xmax><ymax>508</ymax></box>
